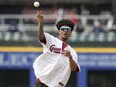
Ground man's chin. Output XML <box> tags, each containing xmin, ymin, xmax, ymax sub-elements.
<box><xmin>63</xmin><ymin>37</ymin><xmax>68</xmax><ymax>40</ymax></box>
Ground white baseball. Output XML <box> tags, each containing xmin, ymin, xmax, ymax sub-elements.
<box><xmin>34</xmin><ymin>1</ymin><xmax>40</xmax><ymax>7</ymax></box>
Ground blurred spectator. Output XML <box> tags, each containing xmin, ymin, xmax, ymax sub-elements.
<box><xmin>70</xmin><ymin>7</ymin><xmax>79</xmax><ymax>31</ymax></box>
<box><xmin>92</xmin><ymin>20</ymin><xmax>104</xmax><ymax>34</ymax></box>
<box><xmin>70</xmin><ymin>8</ymin><xmax>78</xmax><ymax>25</ymax></box>
<box><xmin>80</xmin><ymin>5</ymin><xmax>90</xmax><ymax>15</ymax></box>
<box><xmin>70</xmin><ymin>8</ymin><xmax>78</xmax><ymax>41</ymax></box>
<box><xmin>55</xmin><ymin>7</ymin><xmax>64</xmax><ymax>24</ymax></box>
<box><xmin>76</xmin><ymin>20</ymin><xmax>84</xmax><ymax>33</ymax></box>
<box><xmin>80</xmin><ymin>5</ymin><xmax>90</xmax><ymax>27</ymax></box>
<box><xmin>22</xmin><ymin>4</ymin><xmax>37</xmax><ymax>24</ymax></box>
<box><xmin>106</xmin><ymin>17</ymin><xmax>115</xmax><ymax>32</ymax></box>
<box><xmin>8</xmin><ymin>20</ymin><xmax>19</xmax><ymax>32</ymax></box>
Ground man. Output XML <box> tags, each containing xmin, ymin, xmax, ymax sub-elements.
<box><xmin>33</xmin><ymin>11</ymin><xmax>81</xmax><ymax>87</ymax></box>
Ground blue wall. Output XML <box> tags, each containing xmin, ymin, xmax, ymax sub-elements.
<box><xmin>0</xmin><ymin>52</ymin><xmax>116</xmax><ymax>87</ymax></box>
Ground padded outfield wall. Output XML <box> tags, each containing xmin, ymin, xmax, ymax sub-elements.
<box><xmin>0</xmin><ymin>47</ymin><xmax>116</xmax><ymax>87</ymax></box>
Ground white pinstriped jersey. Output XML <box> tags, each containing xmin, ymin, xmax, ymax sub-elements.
<box><xmin>33</xmin><ymin>33</ymin><xmax>80</xmax><ymax>87</ymax></box>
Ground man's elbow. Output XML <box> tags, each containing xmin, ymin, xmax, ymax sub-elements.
<box><xmin>76</xmin><ymin>66</ymin><xmax>81</xmax><ymax>72</ymax></box>
<box><xmin>72</xmin><ymin>66</ymin><xmax>81</xmax><ymax>72</ymax></box>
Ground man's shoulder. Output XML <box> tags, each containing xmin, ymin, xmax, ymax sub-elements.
<box><xmin>44</xmin><ymin>32</ymin><xmax>60</xmax><ymax>43</ymax></box>
<box><xmin>44</xmin><ymin>32</ymin><xmax>56</xmax><ymax>38</ymax></box>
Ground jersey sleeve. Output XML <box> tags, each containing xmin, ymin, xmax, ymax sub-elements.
<box><xmin>39</xmin><ymin>32</ymin><xmax>55</xmax><ymax>47</ymax></box>
<box><xmin>72</xmin><ymin>51</ymin><xmax>81</xmax><ymax>72</ymax></box>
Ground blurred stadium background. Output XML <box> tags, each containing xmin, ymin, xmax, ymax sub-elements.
<box><xmin>0</xmin><ymin>0</ymin><xmax>116</xmax><ymax>87</ymax></box>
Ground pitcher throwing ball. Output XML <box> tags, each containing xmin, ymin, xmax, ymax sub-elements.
<box><xmin>33</xmin><ymin>11</ymin><xmax>81</xmax><ymax>87</ymax></box>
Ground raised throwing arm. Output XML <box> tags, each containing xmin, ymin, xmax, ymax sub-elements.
<box><xmin>37</xmin><ymin>11</ymin><xmax>46</xmax><ymax>43</ymax></box>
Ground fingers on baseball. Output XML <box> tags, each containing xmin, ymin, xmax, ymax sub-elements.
<box><xmin>63</xmin><ymin>50</ymin><xmax>68</xmax><ymax>56</ymax></box>
<box><xmin>37</xmin><ymin>11</ymin><xmax>42</xmax><ymax>17</ymax></box>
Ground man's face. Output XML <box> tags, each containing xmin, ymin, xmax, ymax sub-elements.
<box><xmin>58</xmin><ymin>26</ymin><xmax>72</xmax><ymax>40</ymax></box>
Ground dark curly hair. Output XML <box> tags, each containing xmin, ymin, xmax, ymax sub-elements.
<box><xmin>56</xmin><ymin>19</ymin><xmax>75</xmax><ymax>31</ymax></box>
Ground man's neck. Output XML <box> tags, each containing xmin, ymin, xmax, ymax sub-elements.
<box><xmin>59</xmin><ymin>37</ymin><xmax>68</xmax><ymax>44</ymax></box>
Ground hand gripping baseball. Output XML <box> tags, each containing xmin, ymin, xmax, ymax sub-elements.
<box><xmin>63</xmin><ymin>50</ymin><xmax>72</xmax><ymax>58</ymax></box>
<box><xmin>37</xmin><ymin>11</ymin><xmax>44</xmax><ymax>23</ymax></box>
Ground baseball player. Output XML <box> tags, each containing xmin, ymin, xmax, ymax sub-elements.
<box><xmin>33</xmin><ymin>11</ymin><xmax>81</xmax><ymax>87</ymax></box>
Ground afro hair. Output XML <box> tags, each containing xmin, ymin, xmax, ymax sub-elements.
<box><xmin>56</xmin><ymin>19</ymin><xmax>75</xmax><ymax>31</ymax></box>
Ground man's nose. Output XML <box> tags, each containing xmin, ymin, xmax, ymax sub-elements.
<box><xmin>64</xmin><ymin>29</ymin><xmax>68</xmax><ymax>32</ymax></box>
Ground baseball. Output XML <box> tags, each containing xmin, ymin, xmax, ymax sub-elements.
<box><xmin>34</xmin><ymin>1</ymin><xmax>40</xmax><ymax>7</ymax></box>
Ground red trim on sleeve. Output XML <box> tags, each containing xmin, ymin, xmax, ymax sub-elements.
<box><xmin>75</xmin><ymin>66</ymin><xmax>80</xmax><ymax>72</ymax></box>
<box><xmin>37</xmin><ymin>78</ymin><xmax>41</xmax><ymax>83</ymax></box>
